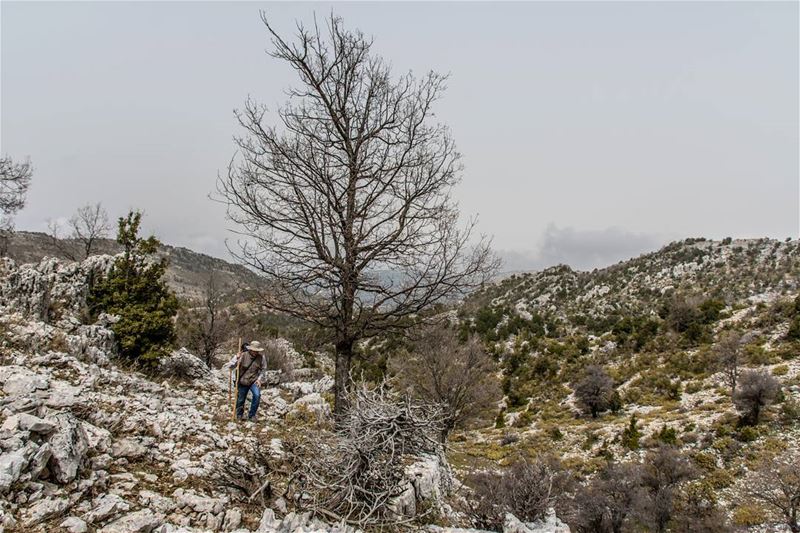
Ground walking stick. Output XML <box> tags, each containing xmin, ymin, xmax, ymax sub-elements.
<box><xmin>231</xmin><ymin>337</ymin><xmax>242</xmax><ymax>421</ymax></box>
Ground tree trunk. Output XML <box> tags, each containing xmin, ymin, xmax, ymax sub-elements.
<box><xmin>334</xmin><ymin>339</ymin><xmax>354</xmax><ymax>417</ymax></box>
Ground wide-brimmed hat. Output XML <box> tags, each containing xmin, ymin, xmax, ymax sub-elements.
<box><xmin>246</xmin><ymin>341</ymin><xmax>265</xmax><ymax>352</ymax></box>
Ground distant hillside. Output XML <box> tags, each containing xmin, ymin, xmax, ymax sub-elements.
<box><xmin>5</xmin><ymin>231</ymin><xmax>267</xmax><ymax>303</ymax></box>
<box><xmin>465</xmin><ymin>237</ymin><xmax>800</xmax><ymax>334</ymax></box>
<box><xmin>447</xmin><ymin>237</ymin><xmax>800</xmax><ymax>530</ymax></box>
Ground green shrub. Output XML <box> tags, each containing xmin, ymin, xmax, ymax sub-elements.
<box><xmin>548</xmin><ymin>426</ymin><xmax>563</xmax><ymax>442</ymax></box>
<box><xmin>88</xmin><ymin>211</ymin><xmax>179</xmax><ymax>365</ymax></box>
<box><xmin>736</xmin><ymin>426</ymin><xmax>759</xmax><ymax>442</ymax></box>
<box><xmin>684</xmin><ymin>380</ymin><xmax>703</xmax><ymax>394</ymax></box>
<box><xmin>704</xmin><ymin>468</ymin><xmax>734</xmax><ymax>489</ymax></box>
<box><xmin>711</xmin><ymin>436</ymin><xmax>740</xmax><ymax>464</ymax></box>
<box><xmin>772</xmin><ymin>364</ymin><xmax>789</xmax><ymax>376</ymax></box>
<box><xmin>630</xmin><ymin>368</ymin><xmax>682</xmax><ymax>402</ymax></box>
<box><xmin>582</xmin><ymin>430</ymin><xmax>599</xmax><ymax>451</ymax></box>
<box><xmin>744</xmin><ymin>344</ymin><xmax>774</xmax><ymax>365</ymax></box>
<box><xmin>621</xmin><ymin>414</ymin><xmax>641</xmax><ymax>450</ymax></box>
<box><xmin>655</xmin><ymin>425</ymin><xmax>678</xmax><ymax>445</ymax></box>
<box><xmin>691</xmin><ymin>451</ymin><xmax>718</xmax><ymax>472</ymax></box>
<box><xmin>611</xmin><ymin>315</ymin><xmax>660</xmax><ymax>352</ymax></box>
<box><xmin>732</xmin><ymin>504</ymin><xmax>767</xmax><ymax>526</ymax></box>
<box><xmin>788</xmin><ymin>316</ymin><xmax>800</xmax><ymax>341</ymax></box>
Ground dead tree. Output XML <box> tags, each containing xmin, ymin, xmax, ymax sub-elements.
<box><xmin>747</xmin><ymin>452</ymin><xmax>800</xmax><ymax>533</ymax></box>
<box><xmin>69</xmin><ymin>202</ymin><xmax>111</xmax><ymax>258</ymax></box>
<box><xmin>218</xmin><ymin>13</ymin><xmax>497</xmax><ymax>415</ymax></box>
<box><xmin>0</xmin><ymin>156</ymin><xmax>33</xmax><ymax>255</ymax></box>
<box><xmin>733</xmin><ymin>369</ymin><xmax>780</xmax><ymax>426</ymax></box>
<box><xmin>714</xmin><ymin>330</ymin><xmax>743</xmax><ymax>394</ymax></box>
<box><xmin>393</xmin><ymin>324</ymin><xmax>501</xmax><ymax>441</ymax></box>
<box><xmin>46</xmin><ymin>219</ymin><xmax>78</xmax><ymax>260</ymax></box>
<box><xmin>177</xmin><ymin>272</ymin><xmax>232</xmax><ymax>367</ymax></box>
<box><xmin>574</xmin><ymin>365</ymin><xmax>615</xmax><ymax>418</ymax></box>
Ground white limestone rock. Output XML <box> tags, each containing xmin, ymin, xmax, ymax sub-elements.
<box><xmin>98</xmin><ymin>508</ymin><xmax>164</xmax><ymax>533</ymax></box>
<box><xmin>85</xmin><ymin>493</ymin><xmax>131</xmax><ymax>524</ymax></box>
<box><xmin>45</xmin><ymin>412</ymin><xmax>89</xmax><ymax>484</ymax></box>
<box><xmin>22</xmin><ymin>496</ymin><xmax>70</xmax><ymax>527</ymax></box>
<box><xmin>60</xmin><ymin>516</ymin><xmax>89</xmax><ymax>533</ymax></box>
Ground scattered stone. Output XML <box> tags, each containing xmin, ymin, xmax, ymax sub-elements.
<box><xmin>1</xmin><ymin>367</ymin><xmax>49</xmax><ymax>396</ymax></box>
<box><xmin>138</xmin><ymin>490</ymin><xmax>176</xmax><ymax>514</ymax></box>
<box><xmin>0</xmin><ymin>445</ymin><xmax>30</xmax><ymax>492</ymax></box>
<box><xmin>17</xmin><ymin>413</ymin><xmax>56</xmax><ymax>434</ymax></box>
<box><xmin>98</xmin><ymin>508</ymin><xmax>164</xmax><ymax>533</ymax></box>
<box><xmin>502</xmin><ymin>511</ymin><xmax>570</xmax><ymax>533</ymax></box>
<box><xmin>173</xmin><ymin>488</ymin><xmax>227</xmax><ymax>514</ymax></box>
<box><xmin>46</xmin><ymin>412</ymin><xmax>89</xmax><ymax>484</ymax></box>
<box><xmin>60</xmin><ymin>516</ymin><xmax>89</xmax><ymax>533</ymax></box>
<box><xmin>85</xmin><ymin>493</ymin><xmax>131</xmax><ymax>524</ymax></box>
<box><xmin>222</xmin><ymin>507</ymin><xmax>242</xmax><ymax>531</ymax></box>
<box><xmin>112</xmin><ymin>438</ymin><xmax>148</xmax><ymax>460</ymax></box>
<box><xmin>29</xmin><ymin>443</ymin><xmax>52</xmax><ymax>481</ymax></box>
<box><xmin>23</xmin><ymin>496</ymin><xmax>70</xmax><ymax>527</ymax></box>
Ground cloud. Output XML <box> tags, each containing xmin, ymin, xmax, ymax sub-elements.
<box><xmin>498</xmin><ymin>224</ymin><xmax>670</xmax><ymax>273</ymax></box>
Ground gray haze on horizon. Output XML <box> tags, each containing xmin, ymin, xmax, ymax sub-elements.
<box><xmin>2</xmin><ymin>1</ymin><xmax>798</xmax><ymax>273</ymax></box>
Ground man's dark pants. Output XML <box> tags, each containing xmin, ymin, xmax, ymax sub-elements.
<box><xmin>235</xmin><ymin>383</ymin><xmax>261</xmax><ymax>420</ymax></box>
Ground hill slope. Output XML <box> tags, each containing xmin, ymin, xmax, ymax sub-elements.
<box><xmin>450</xmin><ymin>238</ymin><xmax>800</xmax><ymax>530</ymax></box>
<box><xmin>5</xmin><ymin>231</ymin><xmax>266</xmax><ymax>302</ymax></box>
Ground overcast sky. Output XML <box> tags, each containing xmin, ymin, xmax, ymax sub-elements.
<box><xmin>2</xmin><ymin>1</ymin><xmax>797</xmax><ymax>271</ymax></box>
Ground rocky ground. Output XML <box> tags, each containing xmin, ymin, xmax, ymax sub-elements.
<box><xmin>0</xmin><ymin>256</ymin><xmax>566</xmax><ymax>533</ymax></box>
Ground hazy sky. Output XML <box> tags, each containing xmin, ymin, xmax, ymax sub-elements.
<box><xmin>2</xmin><ymin>1</ymin><xmax>798</xmax><ymax>271</ymax></box>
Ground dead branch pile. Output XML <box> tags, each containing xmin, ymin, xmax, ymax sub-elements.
<box><xmin>286</xmin><ymin>383</ymin><xmax>445</xmax><ymax>526</ymax></box>
<box><xmin>212</xmin><ymin>441</ymin><xmax>273</xmax><ymax>505</ymax></box>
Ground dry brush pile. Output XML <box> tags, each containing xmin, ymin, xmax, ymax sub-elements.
<box><xmin>283</xmin><ymin>383</ymin><xmax>447</xmax><ymax>527</ymax></box>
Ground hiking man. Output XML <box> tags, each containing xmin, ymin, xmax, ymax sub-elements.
<box><xmin>227</xmin><ymin>340</ymin><xmax>267</xmax><ymax>420</ymax></box>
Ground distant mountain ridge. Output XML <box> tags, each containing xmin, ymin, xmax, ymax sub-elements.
<box><xmin>5</xmin><ymin>231</ymin><xmax>267</xmax><ymax>303</ymax></box>
<box><xmin>466</xmin><ymin>237</ymin><xmax>800</xmax><ymax>332</ymax></box>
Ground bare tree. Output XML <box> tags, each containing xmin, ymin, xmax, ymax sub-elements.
<box><xmin>714</xmin><ymin>330</ymin><xmax>743</xmax><ymax>394</ymax></box>
<box><xmin>0</xmin><ymin>156</ymin><xmax>33</xmax><ymax>255</ymax></box>
<box><xmin>218</xmin><ymin>13</ymin><xmax>497</xmax><ymax>414</ymax></box>
<box><xmin>574</xmin><ymin>365</ymin><xmax>615</xmax><ymax>418</ymax></box>
<box><xmin>639</xmin><ymin>446</ymin><xmax>696</xmax><ymax>533</ymax></box>
<box><xmin>177</xmin><ymin>272</ymin><xmax>232</xmax><ymax>367</ymax></box>
<box><xmin>392</xmin><ymin>324</ymin><xmax>501</xmax><ymax>441</ymax></box>
<box><xmin>463</xmin><ymin>457</ymin><xmax>567</xmax><ymax>531</ymax></box>
<box><xmin>0</xmin><ymin>157</ymin><xmax>32</xmax><ymax>217</ymax></box>
<box><xmin>69</xmin><ymin>202</ymin><xmax>111</xmax><ymax>258</ymax></box>
<box><xmin>733</xmin><ymin>369</ymin><xmax>780</xmax><ymax>426</ymax></box>
<box><xmin>747</xmin><ymin>451</ymin><xmax>800</xmax><ymax>533</ymax></box>
<box><xmin>46</xmin><ymin>218</ymin><xmax>78</xmax><ymax>260</ymax></box>
<box><xmin>569</xmin><ymin>462</ymin><xmax>644</xmax><ymax>533</ymax></box>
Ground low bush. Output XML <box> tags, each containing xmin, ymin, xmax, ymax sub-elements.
<box><xmin>621</xmin><ymin>414</ymin><xmax>641</xmax><ymax>451</ymax></box>
<box><xmin>732</xmin><ymin>504</ymin><xmax>767</xmax><ymax>527</ymax></box>
<box><xmin>655</xmin><ymin>425</ymin><xmax>678</xmax><ymax>445</ymax></box>
<box><xmin>463</xmin><ymin>457</ymin><xmax>568</xmax><ymax>531</ymax></box>
<box><xmin>573</xmin><ymin>365</ymin><xmax>616</xmax><ymax>418</ymax></box>
<box><xmin>733</xmin><ymin>370</ymin><xmax>781</xmax><ymax>426</ymax></box>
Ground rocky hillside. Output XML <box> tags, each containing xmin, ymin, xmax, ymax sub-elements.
<box><xmin>449</xmin><ymin>237</ymin><xmax>800</xmax><ymax>531</ymax></box>
<box><xmin>5</xmin><ymin>231</ymin><xmax>267</xmax><ymax>303</ymax></box>
<box><xmin>0</xmin><ymin>255</ymin><xmax>346</xmax><ymax>532</ymax></box>
<box><xmin>468</xmin><ymin>237</ymin><xmax>799</xmax><ymax>330</ymax></box>
<box><xmin>3</xmin><ymin>238</ymin><xmax>799</xmax><ymax>533</ymax></box>
<box><xmin>3</xmin><ymin>255</ymin><xmax>568</xmax><ymax>533</ymax></box>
